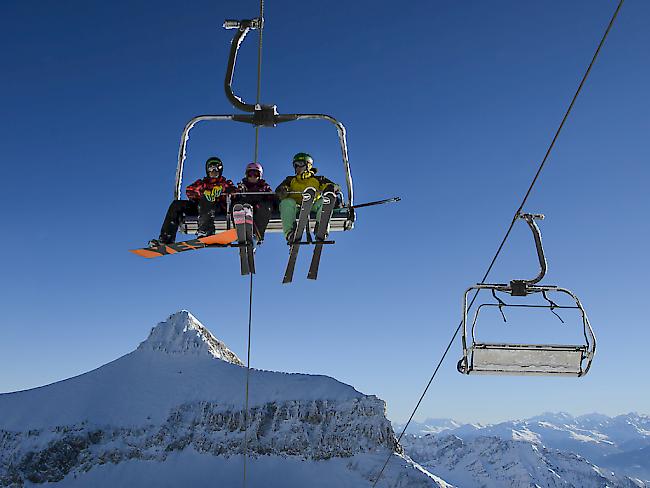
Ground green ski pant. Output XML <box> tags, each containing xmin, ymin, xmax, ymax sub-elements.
<box><xmin>279</xmin><ymin>198</ymin><xmax>323</xmax><ymax>238</ymax></box>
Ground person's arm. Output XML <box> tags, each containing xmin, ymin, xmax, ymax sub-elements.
<box><xmin>275</xmin><ymin>176</ymin><xmax>292</xmax><ymax>199</ymax></box>
<box><xmin>224</xmin><ymin>179</ymin><xmax>237</xmax><ymax>194</ymax></box>
<box><xmin>236</xmin><ymin>179</ymin><xmax>248</xmax><ymax>193</ymax></box>
<box><xmin>316</xmin><ymin>175</ymin><xmax>341</xmax><ymax>193</ymax></box>
<box><xmin>185</xmin><ymin>179</ymin><xmax>204</xmax><ymax>201</ymax></box>
<box><xmin>262</xmin><ymin>181</ymin><xmax>274</xmax><ymax>201</ymax></box>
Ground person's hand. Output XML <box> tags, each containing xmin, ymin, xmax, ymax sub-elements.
<box><xmin>276</xmin><ymin>186</ymin><xmax>289</xmax><ymax>199</ymax></box>
<box><xmin>237</xmin><ymin>183</ymin><xmax>247</xmax><ymax>192</ymax></box>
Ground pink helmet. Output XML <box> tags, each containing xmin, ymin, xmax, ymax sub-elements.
<box><xmin>245</xmin><ymin>162</ymin><xmax>263</xmax><ymax>178</ymax></box>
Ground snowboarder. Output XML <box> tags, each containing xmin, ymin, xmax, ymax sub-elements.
<box><xmin>234</xmin><ymin>162</ymin><xmax>273</xmax><ymax>244</ymax></box>
<box><xmin>149</xmin><ymin>156</ymin><xmax>235</xmax><ymax>246</ymax></box>
<box><xmin>275</xmin><ymin>153</ymin><xmax>340</xmax><ymax>242</ymax></box>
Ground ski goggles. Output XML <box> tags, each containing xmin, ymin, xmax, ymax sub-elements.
<box><xmin>246</xmin><ymin>169</ymin><xmax>261</xmax><ymax>177</ymax></box>
<box><xmin>207</xmin><ymin>165</ymin><xmax>222</xmax><ymax>172</ymax></box>
<box><xmin>293</xmin><ymin>161</ymin><xmax>308</xmax><ymax>170</ymax></box>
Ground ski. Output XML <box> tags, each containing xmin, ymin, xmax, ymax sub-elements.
<box><xmin>282</xmin><ymin>187</ymin><xmax>317</xmax><ymax>284</ymax></box>
<box><xmin>129</xmin><ymin>229</ymin><xmax>238</xmax><ymax>258</ymax></box>
<box><xmin>307</xmin><ymin>191</ymin><xmax>336</xmax><ymax>280</ymax></box>
<box><xmin>233</xmin><ymin>204</ymin><xmax>250</xmax><ymax>275</ymax></box>
<box><xmin>244</xmin><ymin>203</ymin><xmax>255</xmax><ymax>274</ymax></box>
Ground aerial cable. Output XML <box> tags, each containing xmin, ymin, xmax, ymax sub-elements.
<box><xmin>242</xmin><ymin>1</ymin><xmax>265</xmax><ymax>487</ymax></box>
<box><xmin>371</xmin><ymin>1</ymin><xmax>624</xmax><ymax>486</ymax></box>
<box><xmin>242</xmin><ymin>272</ymin><xmax>254</xmax><ymax>488</ymax></box>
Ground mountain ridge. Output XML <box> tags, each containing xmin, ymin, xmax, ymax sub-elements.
<box><xmin>0</xmin><ymin>311</ymin><xmax>441</xmax><ymax>488</ymax></box>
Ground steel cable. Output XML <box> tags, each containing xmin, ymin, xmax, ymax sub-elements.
<box><xmin>242</xmin><ymin>271</ymin><xmax>254</xmax><ymax>488</ymax></box>
<box><xmin>243</xmin><ymin>1</ymin><xmax>264</xmax><ymax>487</ymax></box>
<box><xmin>371</xmin><ymin>1</ymin><xmax>624</xmax><ymax>485</ymax></box>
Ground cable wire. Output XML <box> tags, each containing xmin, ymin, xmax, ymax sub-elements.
<box><xmin>371</xmin><ymin>1</ymin><xmax>624</xmax><ymax>485</ymax></box>
<box><xmin>243</xmin><ymin>1</ymin><xmax>265</xmax><ymax>487</ymax></box>
<box><xmin>242</xmin><ymin>271</ymin><xmax>254</xmax><ymax>488</ymax></box>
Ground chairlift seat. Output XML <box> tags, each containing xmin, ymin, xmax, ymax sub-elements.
<box><xmin>458</xmin><ymin>215</ymin><xmax>596</xmax><ymax>378</ymax></box>
<box><xmin>179</xmin><ymin>207</ymin><xmax>354</xmax><ymax>235</ymax></box>
<box><xmin>466</xmin><ymin>342</ymin><xmax>590</xmax><ymax>376</ymax></box>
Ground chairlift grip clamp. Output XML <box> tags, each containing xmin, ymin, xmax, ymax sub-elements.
<box><xmin>519</xmin><ymin>212</ymin><xmax>545</xmax><ymax>221</ymax></box>
<box><xmin>223</xmin><ymin>18</ymin><xmax>263</xmax><ymax>31</ymax></box>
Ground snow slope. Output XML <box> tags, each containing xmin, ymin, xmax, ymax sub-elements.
<box><xmin>403</xmin><ymin>434</ymin><xmax>647</xmax><ymax>488</ymax></box>
<box><xmin>398</xmin><ymin>411</ymin><xmax>650</xmax><ymax>485</ymax></box>
<box><xmin>0</xmin><ymin>311</ymin><xmax>442</xmax><ymax>487</ymax></box>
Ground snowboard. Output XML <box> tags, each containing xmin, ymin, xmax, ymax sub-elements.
<box><xmin>129</xmin><ymin>228</ymin><xmax>238</xmax><ymax>258</ymax></box>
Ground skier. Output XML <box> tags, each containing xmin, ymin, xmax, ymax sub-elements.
<box><xmin>234</xmin><ymin>162</ymin><xmax>273</xmax><ymax>245</ymax></box>
<box><xmin>275</xmin><ymin>153</ymin><xmax>340</xmax><ymax>242</ymax></box>
<box><xmin>149</xmin><ymin>156</ymin><xmax>235</xmax><ymax>246</ymax></box>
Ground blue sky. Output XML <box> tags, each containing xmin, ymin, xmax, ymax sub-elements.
<box><xmin>1</xmin><ymin>0</ymin><xmax>648</xmax><ymax>424</ymax></box>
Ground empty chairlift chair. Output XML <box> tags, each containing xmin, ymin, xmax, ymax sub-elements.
<box><xmin>457</xmin><ymin>213</ymin><xmax>596</xmax><ymax>377</ymax></box>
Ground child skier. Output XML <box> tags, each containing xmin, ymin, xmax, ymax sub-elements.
<box><xmin>235</xmin><ymin>162</ymin><xmax>273</xmax><ymax>244</ymax></box>
<box><xmin>275</xmin><ymin>152</ymin><xmax>340</xmax><ymax>242</ymax></box>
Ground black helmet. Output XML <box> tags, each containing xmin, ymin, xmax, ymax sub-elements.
<box><xmin>205</xmin><ymin>156</ymin><xmax>223</xmax><ymax>176</ymax></box>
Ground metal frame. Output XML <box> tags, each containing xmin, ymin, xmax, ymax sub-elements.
<box><xmin>173</xmin><ymin>113</ymin><xmax>354</xmax><ymax>208</ymax></box>
<box><xmin>458</xmin><ymin>284</ymin><xmax>596</xmax><ymax>376</ymax></box>
<box><xmin>172</xmin><ymin>17</ymin><xmax>355</xmax><ymax>234</ymax></box>
<box><xmin>457</xmin><ymin>213</ymin><xmax>596</xmax><ymax>377</ymax></box>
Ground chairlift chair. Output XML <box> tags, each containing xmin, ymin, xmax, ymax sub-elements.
<box><xmin>457</xmin><ymin>213</ymin><xmax>596</xmax><ymax>377</ymax></box>
<box><xmin>174</xmin><ymin>18</ymin><xmax>355</xmax><ymax>236</ymax></box>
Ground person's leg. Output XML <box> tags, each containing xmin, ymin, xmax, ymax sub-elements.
<box><xmin>279</xmin><ymin>198</ymin><xmax>298</xmax><ymax>239</ymax></box>
<box><xmin>253</xmin><ymin>201</ymin><xmax>272</xmax><ymax>240</ymax></box>
<box><xmin>312</xmin><ymin>198</ymin><xmax>323</xmax><ymax>222</ymax></box>
<box><xmin>159</xmin><ymin>200</ymin><xmax>197</xmax><ymax>244</ymax></box>
<box><xmin>198</xmin><ymin>201</ymin><xmax>217</xmax><ymax>236</ymax></box>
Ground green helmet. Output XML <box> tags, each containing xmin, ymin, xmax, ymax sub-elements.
<box><xmin>205</xmin><ymin>156</ymin><xmax>223</xmax><ymax>176</ymax></box>
<box><xmin>292</xmin><ymin>152</ymin><xmax>313</xmax><ymax>168</ymax></box>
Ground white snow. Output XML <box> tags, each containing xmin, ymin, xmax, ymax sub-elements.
<box><xmin>0</xmin><ymin>311</ymin><xmax>444</xmax><ymax>488</ymax></box>
<box><xmin>0</xmin><ymin>311</ymin><xmax>366</xmax><ymax>430</ymax></box>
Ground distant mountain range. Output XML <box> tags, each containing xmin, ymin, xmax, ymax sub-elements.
<box><xmin>395</xmin><ymin>412</ymin><xmax>650</xmax><ymax>486</ymax></box>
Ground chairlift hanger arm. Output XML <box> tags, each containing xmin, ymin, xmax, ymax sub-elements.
<box><xmin>518</xmin><ymin>213</ymin><xmax>547</xmax><ymax>286</ymax></box>
<box><xmin>223</xmin><ymin>18</ymin><xmax>266</xmax><ymax>113</ymax></box>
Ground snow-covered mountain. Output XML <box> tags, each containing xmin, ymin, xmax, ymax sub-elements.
<box><xmin>0</xmin><ymin>311</ymin><xmax>443</xmax><ymax>488</ymax></box>
<box><xmin>392</xmin><ymin>418</ymin><xmax>465</xmax><ymax>436</ymax></box>
<box><xmin>396</xmin><ymin>411</ymin><xmax>650</xmax><ymax>485</ymax></box>
<box><xmin>403</xmin><ymin>434</ymin><xmax>647</xmax><ymax>488</ymax></box>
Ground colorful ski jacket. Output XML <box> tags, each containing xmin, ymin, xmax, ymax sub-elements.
<box><xmin>235</xmin><ymin>178</ymin><xmax>274</xmax><ymax>204</ymax></box>
<box><xmin>237</xmin><ymin>178</ymin><xmax>273</xmax><ymax>194</ymax></box>
<box><xmin>275</xmin><ymin>168</ymin><xmax>339</xmax><ymax>204</ymax></box>
<box><xmin>186</xmin><ymin>176</ymin><xmax>236</xmax><ymax>205</ymax></box>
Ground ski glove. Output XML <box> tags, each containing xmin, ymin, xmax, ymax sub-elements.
<box><xmin>276</xmin><ymin>186</ymin><xmax>289</xmax><ymax>199</ymax></box>
<box><xmin>323</xmin><ymin>183</ymin><xmax>340</xmax><ymax>194</ymax></box>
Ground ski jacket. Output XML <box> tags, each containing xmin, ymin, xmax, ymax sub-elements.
<box><xmin>186</xmin><ymin>176</ymin><xmax>236</xmax><ymax>205</ymax></box>
<box><xmin>235</xmin><ymin>178</ymin><xmax>274</xmax><ymax>205</ymax></box>
<box><xmin>237</xmin><ymin>178</ymin><xmax>273</xmax><ymax>194</ymax></box>
<box><xmin>275</xmin><ymin>167</ymin><xmax>340</xmax><ymax>204</ymax></box>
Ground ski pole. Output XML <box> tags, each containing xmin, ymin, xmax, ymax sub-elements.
<box><xmin>350</xmin><ymin>197</ymin><xmax>401</xmax><ymax>210</ymax></box>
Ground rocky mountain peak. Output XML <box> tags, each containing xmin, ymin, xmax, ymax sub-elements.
<box><xmin>136</xmin><ymin>310</ymin><xmax>243</xmax><ymax>365</ymax></box>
